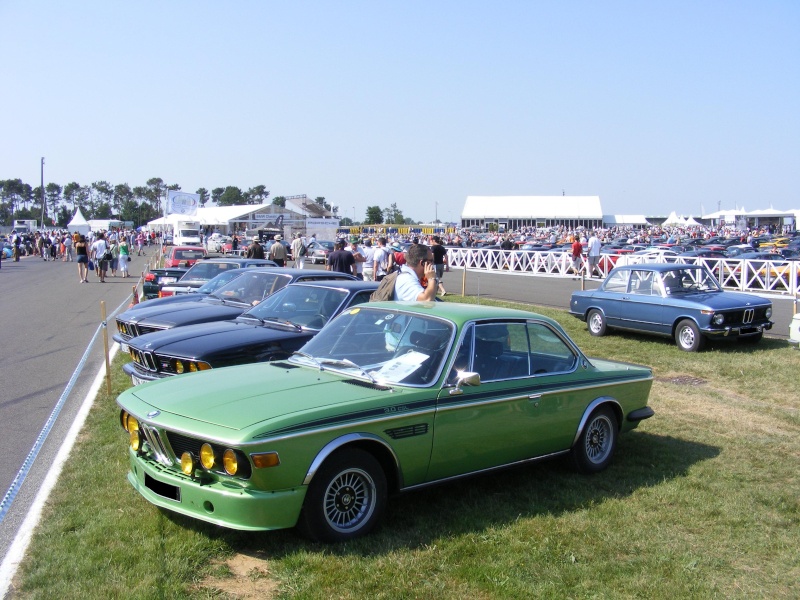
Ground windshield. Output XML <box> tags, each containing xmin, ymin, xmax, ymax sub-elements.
<box><xmin>182</xmin><ymin>262</ymin><xmax>241</xmax><ymax>281</ymax></box>
<box><xmin>213</xmin><ymin>272</ymin><xmax>292</xmax><ymax>304</ymax></box>
<box><xmin>196</xmin><ymin>270</ymin><xmax>245</xmax><ymax>294</ymax></box>
<box><xmin>242</xmin><ymin>284</ymin><xmax>349</xmax><ymax>328</ymax></box>
<box><xmin>659</xmin><ymin>267</ymin><xmax>721</xmax><ymax>294</ymax></box>
<box><xmin>291</xmin><ymin>307</ymin><xmax>455</xmax><ymax>386</ymax></box>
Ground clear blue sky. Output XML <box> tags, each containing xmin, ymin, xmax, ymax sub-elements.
<box><xmin>2</xmin><ymin>1</ymin><xmax>798</xmax><ymax>222</ymax></box>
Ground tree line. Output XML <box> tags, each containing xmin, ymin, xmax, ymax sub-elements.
<box><xmin>0</xmin><ymin>176</ymin><xmax>420</xmax><ymax>228</ymax></box>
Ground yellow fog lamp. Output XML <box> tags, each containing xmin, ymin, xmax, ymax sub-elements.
<box><xmin>223</xmin><ymin>449</ymin><xmax>239</xmax><ymax>475</ymax></box>
<box><xmin>174</xmin><ymin>359</ymin><xmax>186</xmax><ymax>374</ymax></box>
<box><xmin>180</xmin><ymin>452</ymin><xmax>196</xmax><ymax>476</ymax></box>
<box><xmin>129</xmin><ymin>428</ymin><xmax>142</xmax><ymax>452</ymax></box>
<box><xmin>200</xmin><ymin>443</ymin><xmax>216</xmax><ymax>470</ymax></box>
<box><xmin>251</xmin><ymin>452</ymin><xmax>281</xmax><ymax>469</ymax></box>
<box><xmin>189</xmin><ymin>361</ymin><xmax>211</xmax><ymax>372</ymax></box>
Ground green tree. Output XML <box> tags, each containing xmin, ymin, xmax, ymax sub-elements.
<box><xmin>272</xmin><ymin>196</ymin><xmax>286</xmax><ymax>208</ymax></box>
<box><xmin>113</xmin><ymin>183</ymin><xmax>133</xmax><ymax>216</ymax></box>
<box><xmin>314</xmin><ymin>196</ymin><xmax>331</xmax><ymax>212</ymax></box>
<box><xmin>247</xmin><ymin>185</ymin><xmax>270</xmax><ymax>205</ymax></box>
<box><xmin>45</xmin><ymin>183</ymin><xmax>62</xmax><ymax>222</ymax></box>
<box><xmin>382</xmin><ymin>203</ymin><xmax>404</xmax><ymax>224</ymax></box>
<box><xmin>218</xmin><ymin>186</ymin><xmax>243</xmax><ymax>206</ymax></box>
<box><xmin>196</xmin><ymin>188</ymin><xmax>209</xmax><ymax>207</ymax></box>
<box><xmin>365</xmin><ymin>206</ymin><xmax>383</xmax><ymax>224</ymax></box>
<box><xmin>211</xmin><ymin>187</ymin><xmax>224</xmax><ymax>205</ymax></box>
<box><xmin>63</xmin><ymin>182</ymin><xmax>82</xmax><ymax>213</ymax></box>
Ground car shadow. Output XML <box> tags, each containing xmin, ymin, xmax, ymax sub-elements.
<box><xmin>596</xmin><ymin>329</ymin><xmax>788</xmax><ymax>353</ymax></box>
<box><xmin>163</xmin><ymin>430</ymin><xmax>719</xmax><ymax>554</ymax></box>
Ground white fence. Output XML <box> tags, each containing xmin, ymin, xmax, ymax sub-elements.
<box><xmin>447</xmin><ymin>248</ymin><xmax>800</xmax><ymax>296</ymax></box>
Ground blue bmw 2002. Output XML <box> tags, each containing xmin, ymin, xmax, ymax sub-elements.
<box><xmin>569</xmin><ymin>263</ymin><xmax>773</xmax><ymax>351</ymax></box>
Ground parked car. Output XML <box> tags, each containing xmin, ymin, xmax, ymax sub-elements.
<box><xmin>142</xmin><ymin>267</ymin><xmax>190</xmax><ymax>300</ymax></box>
<box><xmin>569</xmin><ymin>263</ymin><xmax>773</xmax><ymax>351</ymax></box>
<box><xmin>163</xmin><ymin>246</ymin><xmax>207</xmax><ymax>268</ymax></box>
<box><xmin>614</xmin><ymin>248</ymin><xmax>680</xmax><ymax>266</ymax></box>
<box><xmin>206</xmin><ymin>234</ymin><xmax>232</xmax><ymax>253</ymax></box>
<box><xmin>114</xmin><ymin>268</ymin><xmax>357</xmax><ymax>345</ymax></box>
<box><xmin>158</xmin><ymin>257</ymin><xmax>277</xmax><ymax>297</ymax></box>
<box><xmin>128</xmin><ymin>269</ymin><xmax>248</xmax><ymax>311</ymax></box>
<box><xmin>122</xmin><ymin>280</ymin><xmax>378</xmax><ymax>385</ymax></box>
<box><xmin>117</xmin><ymin>302</ymin><xmax>654</xmax><ymax>541</ymax></box>
<box><xmin>305</xmin><ymin>240</ymin><xmax>335</xmax><ymax>264</ymax></box>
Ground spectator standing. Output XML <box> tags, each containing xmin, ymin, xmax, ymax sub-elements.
<box><xmin>326</xmin><ymin>240</ymin><xmax>356</xmax><ymax>275</ymax></box>
<box><xmin>431</xmin><ymin>236</ymin><xmax>449</xmax><ymax>296</ymax></box>
<box><xmin>63</xmin><ymin>233</ymin><xmax>74</xmax><ymax>262</ymax></box>
<box><xmin>290</xmin><ymin>233</ymin><xmax>306</xmax><ymax>269</ymax></box>
<box><xmin>361</xmin><ymin>239</ymin><xmax>375</xmax><ymax>281</ymax></box>
<box><xmin>570</xmin><ymin>237</ymin><xmax>584</xmax><ymax>279</ymax></box>
<box><xmin>268</xmin><ymin>235</ymin><xmax>287</xmax><ymax>266</ymax></box>
<box><xmin>373</xmin><ymin>237</ymin><xmax>390</xmax><ymax>281</ymax></box>
<box><xmin>393</xmin><ymin>243</ymin><xmax>438</xmax><ymax>301</ymax></box>
<box><xmin>119</xmin><ymin>238</ymin><xmax>131</xmax><ymax>277</ymax></box>
<box><xmin>75</xmin><ymin>235</ymin><xmax>90</xmax><ymax>282</ymax></box>
<box><xmin>90</xmin><ymin>232</ymin><xmax>110</xmax><ymax>283</ymax></box>
<box><xmin>348</xmin><ymin>238</ymin><xmax>366</xmax><ymax>279</ymax></box>
<box><xmin>109</xmin><ymin>237</ymin><xmax>120</xmax><ymax>277</ymax></box>
<box><xmin>246</xmin><ymin>237</ymin><xmax>266</xmax><ymax>259</ymax></box>
<box><xmin>586</xmin><ymin>231</ymin><xmax>602</xmax><ymax>278</ymax></box>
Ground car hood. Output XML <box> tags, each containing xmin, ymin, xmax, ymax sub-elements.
<box><xmin>129</xmin><ymin>319</ymin><xmax>308</xmax><ymax>356</ymax></box>
<box><xmin>121</xmin><ymin>362</ymin><xmax>396</xmax><ymax>434</ymax></box>
<box><xmin>139</xmin><ymin>303</ymin><xmax>248</xmax><ymax>328</ymax></box>
<box><xmin>668</xmin><ymin>290</ymin><xmax>771</xmax><ymax>309</ymax></box>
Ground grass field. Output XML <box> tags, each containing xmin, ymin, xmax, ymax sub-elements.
<box><xmin>13</xmin><ymin>296</ymin><xmax>800</xmax><ymax>599</ymax></box>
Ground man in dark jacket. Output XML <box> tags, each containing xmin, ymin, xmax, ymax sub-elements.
<box><xmin>246</xmin><ymin>237</ymin><xmax>265</xmax><ymax>259</ymax></box>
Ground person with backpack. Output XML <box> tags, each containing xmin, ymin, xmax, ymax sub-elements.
<box><xmin>291</xmin><ymin>233</ymin><xmax>306</xmax><ymax>269</ymax></box>
<box><xmin>372</xmin><ymin>237</ymin><xmax>390</xmax><ymax>281</ymax></box>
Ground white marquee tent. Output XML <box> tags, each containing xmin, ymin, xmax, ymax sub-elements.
<box><xmin>67</xmin><ymin>208</ymin><xmax>90</xmax><ymax>235</ymax></box>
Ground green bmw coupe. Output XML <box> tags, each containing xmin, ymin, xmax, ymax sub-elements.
<box><xmin>118</xmin><ymin>302</ymin><xmax>654</xmax><ymax>542</ymax></box>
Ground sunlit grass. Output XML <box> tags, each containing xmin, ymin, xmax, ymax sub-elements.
<box><xmin>14</xmin><ymin>297</ymin><xmax>800</xmax><ymax>599</ymax></box>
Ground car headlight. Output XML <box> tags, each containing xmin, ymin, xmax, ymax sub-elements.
<box><xmin>180</xmin><ymin>452</ymin><xmax>196</xmax><ymax>476</ymax></box>
<box><xmin>713</xmin><ymin>313</ymin><xmax>725</xmax><ymax>325</ymax></box>
<box><xmin>223</xmin><ymin>449</ymin><xmax>238</xmax><ymax>475</ymax></box>
<box><xmin>164</xmin><ymin>357</ymin><xmax>212</xmax><ymax>374</ymax></box>
<box><xmin>200</xmin><ymin>443</ymin><xmax>216</xmax><ymax>470</ymax></box>
<box><xmin>766</xmin><ymin>307</ymin><xmax>772</xmax><ymax>319</ymax></box>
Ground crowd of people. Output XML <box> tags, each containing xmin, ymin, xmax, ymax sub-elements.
<box><xmin>4</xmin><ymin>227</ymin><xmax>152</xmax><ymax>282</ymax></box>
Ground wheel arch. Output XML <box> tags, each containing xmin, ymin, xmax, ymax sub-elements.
<box><xmin>303</xmin><ymin>433</ymin><xmax>402</xmax><ymax>493</ymax></box>
<box><xmin>584</xmin><ymin>305</ymin><xmax>605</xmax><ymax>322</ymax></box>
<box><xmin>670</xmin><ymin>315</ymin><xmax>701</xmax><ymax>338</ymax></box>
<box><xmin>572</xmin><ymin>397</ymin><xmax>622</xmax><ymax>448</ymax></box>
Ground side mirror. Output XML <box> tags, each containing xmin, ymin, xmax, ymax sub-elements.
<box><xmin>449</xmin><ymin>371</ymin><xmax>481</xmax><ymax>395</ymax></box>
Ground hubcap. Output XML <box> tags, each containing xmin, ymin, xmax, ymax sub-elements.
<box><xmin>679</xmin><ymin>326</ymin><xmax>695</xmax><ymax>348</ymax></box>
<box><xmin>585</xmin><ymin>416</ymin><xmax>612</xmax><ymax>464</ymax></box>
<box><xmin>323</xmin><ymin>468</ymin><xmax>376</xmax><ymax>533</ymax></box>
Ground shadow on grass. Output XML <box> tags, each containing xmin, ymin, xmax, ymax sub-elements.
<box><xmin>578</xmin><ymin>326</ymin><xmax>787</xmax><ymax>354</ymax></box>
<box><xmin>160</xmin><ymin>429</ymin><xmax>719</xmax><ymax>557</ymax></box>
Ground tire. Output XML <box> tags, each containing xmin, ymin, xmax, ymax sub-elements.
<box><xmin>675</xmin><ymin>319</ymin><xmax>704</xmax><ymax>352</ymax></box>
<box><xmin>587</xmin><ymin>309</ymin><xmax>607</xmax><ymax>337</ymax></box>
<box><xmin>298</xmin><ymin>448</ymin><xmax>387</xmax><ymax>543</ymax></box>
<box><xmin>572</xmin><ymin>407</ymin><xmax>617</xmax><ymax>474</ymax></box>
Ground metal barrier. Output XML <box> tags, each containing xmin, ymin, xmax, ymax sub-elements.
<box><xmin>447</xmin><ymin>248</ymin><xmax>799</xmax><ymax>295</ymax></box>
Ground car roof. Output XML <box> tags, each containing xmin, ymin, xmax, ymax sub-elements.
<box><xmin>364</xmin><ymin>301</ymin><xmax>562</xmax><ymax>330</ymax></box>
<box><xmin>288</xmin><ymin>280</ymin><xmax>378</xmax><ymax>291</ymax></box>
<box><xmin>231</xmin><ymin>267</ymin><xmax>357</xmax><ymax>278</ymax></box>
<box><xmin>612</xmin><ymin>263</ymin><xmax>705</xmax><ymax>273</ymax></box>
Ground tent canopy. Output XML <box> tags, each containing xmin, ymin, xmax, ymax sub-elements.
<box><xmin>67</xmin><ymin>208</ymin><xmax>90</xmax><ymax>235</ymax></box>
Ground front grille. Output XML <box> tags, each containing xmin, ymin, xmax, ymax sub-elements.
<box><xmin>129</xmin><ymin>348</ymin><xmax>157</xmax><ymax>371</ymax></box>
<box><xmin>117</xmin><ymin>320</ymin><xmax>138</xmax><ymax>338</ymax></box>
<box><xmin>717</xmin><ymin>307</ymin><xmax>770</xmax><ymax>326</ymax></box>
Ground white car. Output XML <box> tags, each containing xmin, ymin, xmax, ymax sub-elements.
<box><xmin>790</xmin><ymin>313</ymin><xmax>800</xmax><ymax>348</ymax></box>
<box><xmin>206</xmin><ymin>234</ymin><xmax>232</xmax><ymax>253</ymax></box>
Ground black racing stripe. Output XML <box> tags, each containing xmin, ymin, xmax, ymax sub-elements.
<box><xmin>252</xmin><ymin>397</ymin><xmax>438</xmax><ymax>439</ymax></box>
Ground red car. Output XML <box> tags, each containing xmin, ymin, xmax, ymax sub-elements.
<box><xmin>163</xmin><ymin>246</ymin><xmax>207</xmax><ymax>268</ymax></box>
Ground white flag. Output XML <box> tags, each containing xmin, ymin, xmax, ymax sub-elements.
<box><xmin>166</xmin><ymin>191</ymin><xmax>200</xmax><ymax>216</ymax></box>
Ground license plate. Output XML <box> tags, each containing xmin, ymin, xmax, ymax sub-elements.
<box><xmin>119</xmin><ymin>343</ymin><xmax>129</xmax><ymax>353</ymax></box>
<box><xmin>158</xmin><ymin>276</ymin><xmax>178</xmax><ymax>284</ymax></box>
<box><xmin>131</xmin><ymin>374</ymin><xmax>146</xmax><ymax>386</ymax></box>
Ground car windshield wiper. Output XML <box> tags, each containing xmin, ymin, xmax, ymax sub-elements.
<box><xmin>291</xmin><ymin>350</ymin><xmax>321</xmax><ymax>367</ymax></box>
<box><xmin>317</xmin><ymin>358</ymin><xmax>378</xmax><ymax>384</ymax></box>
<box><xmin>261</xmin><ymin>317</ymin><xmax>302</xmax><ymax>331</ymax></box>
<box><xmin>237</xmin><ymin>313</ymin><xmax>264</xmax><ymax>324</ymax></box>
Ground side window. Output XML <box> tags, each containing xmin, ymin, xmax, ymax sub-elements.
<box><xmin>604</xmin><ymin>270</ymin><xmax>628</xmax><ymax>293</ymax></box>
<box><xmin>527</xmin><ymin>323</ymin><xmax>577</xmax><ymax>375</ymax></box>
<box><xmin>473</xmin><ymin>322</ymin><xmax>530</xmax><ymax>381</ymax></box>
<box><xmin>629</xmin><ymin>270</ymin><xmax>654</xmax><ymax>295</ymax></box>
<box><xmin>446</xmin><ymin>324</ymin><xmax>474</xmax><ymax>384</ymax></box>
<box><xmin>349</xmin><ymin>292</ymin><xmax>372</xmax><ymax>307</ymax></box>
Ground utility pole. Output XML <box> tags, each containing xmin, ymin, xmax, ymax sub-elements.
<box><xmin>40</xmin><ymin>157</ymin><xmax>46</xmax><ymax>226</ymax></box>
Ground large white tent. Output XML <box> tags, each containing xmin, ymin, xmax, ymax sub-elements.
<box><xmin>67</xmin><ymin>208</ymin><xmax>90</xmax><ymax>235</ymax></box>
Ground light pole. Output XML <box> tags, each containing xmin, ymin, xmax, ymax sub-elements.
<box><xmin>352</xmin><ymin>206</ymin><xmax>355</xmax><ymax>226</ymax></box>
<box><xmin>435</xmin><ymin>201</ymin><xmax>438</xmax><ymax>225</ymax></box>
<box><xmin>40</xmin><ymin>157</ymin><xmax>45</xmax><ymax>227</ymax></box>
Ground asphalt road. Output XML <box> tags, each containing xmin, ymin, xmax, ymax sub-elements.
<box><xmin>0</xmin><ymin>253</ymin><xmax>146</xmax><ymax>562</ymax></box>
<box><xmin>0</xmin><ymin>255</ymin><xmax>793</xmax><ymax>575</ymax></box>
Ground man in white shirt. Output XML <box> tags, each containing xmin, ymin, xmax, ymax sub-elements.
<box><xmin>372</xmin><ymin>237</ymin><xmax>390</xmax><ymax>281</ymax></box>
<box><xmin>587</xmin><ymin>231</ymin><xmax>602</xmax><ymax>277</ymax></box>
<box><xmin>393</xmin><ymin>244</ymin><xmax>437</xmax><ymax>302</ymax></box>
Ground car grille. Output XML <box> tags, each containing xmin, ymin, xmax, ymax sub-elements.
<box><xmin>116</xmin><ymin>320</ymin><xmax>138</xmax><ymax>338</ymax></box>
<box><xmin>718</xmin><ymin>307</ymin><xmax>770</xmax><ymax>326</ymax></box>
<box><xmin>129</xmin><ymin>347</ymin><xmax>157</xmax><ymax>371</ymax></box>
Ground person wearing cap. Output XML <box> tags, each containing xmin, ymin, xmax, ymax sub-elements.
<box><xmin>268</xmin><ymin>234</ymin><xmax>287</xmax><ymax>266</ymax></box>
<box><xmin>387</xmin><ymin>242</ymin><xmax>406</xmax><ymax>273</ymax></box>
<box><xmin>347</xmin><ymin>237</ymin><xmax>366</xmax><ymax>279</ymax></box>
<box><xmin>246</xmin><ymin>236</ymin><xmax>265</xmax><ymax>259</ymax></box>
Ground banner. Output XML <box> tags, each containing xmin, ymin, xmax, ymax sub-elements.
<box><xmin>166</xmin><ymin>191</ymin><xmax>200</xmax><ymax>216</ymax></box>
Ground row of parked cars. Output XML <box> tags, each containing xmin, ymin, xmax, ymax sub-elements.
<box><xmin>114</xmin><ymin>256</ymin><xmax>659</xmax><ymax>542</ymax></box>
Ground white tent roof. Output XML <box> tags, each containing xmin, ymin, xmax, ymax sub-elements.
<box><xmin>662</xmin><ymin>211</ymin><xmax>686</xmax><ymax>226</ymax></box>
<box><xmin>67</xmin><ymin>207</ymin><xmax>90</xmax><ymax>233</ymax></box>
<box><xmin>603</xmin><ymin>214</ymin><xmax>650</xmax><ymax>225</ymax></box>
<box><xmin>461</xmin><ymin>196</ymin><xmax>603</xmax><ymax>220</ymax></box>
<box><xmin>684</xmin><ymin>216</ymin><xmax>701</xmax><ymax>226</ymax></box>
